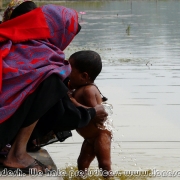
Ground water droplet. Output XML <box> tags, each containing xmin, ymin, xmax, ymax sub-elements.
<box><xmin>68</xmin><ymin>163</ymin><xmax>72</xmax><ymax>167</ymax></box>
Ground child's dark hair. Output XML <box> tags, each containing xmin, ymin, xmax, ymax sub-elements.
<box><xmin>10</xmin><ymin>1</ymin><xmax>37</xmax><ymax>19</ymax></box>
<box><xmin>69</xmin><ymin>50</ymin><xmax>102</xmax><ymax>80</ymax></box>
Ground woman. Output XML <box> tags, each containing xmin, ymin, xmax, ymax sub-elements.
<box><xmin>0</xmin><ymin>0</ymin><xmax>107</xmax><ymax>173</ymax></box>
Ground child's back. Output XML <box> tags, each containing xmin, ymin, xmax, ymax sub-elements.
<box><xmin>74</xmin><ymin>84</ymin><xmax>108</xmax><ymax>139</ymax></box>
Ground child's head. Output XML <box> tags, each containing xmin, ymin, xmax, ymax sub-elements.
<box><xmin>69</xmin><ymin>50</ymin><xmax>102</xmax><ymax>89</ymax></box>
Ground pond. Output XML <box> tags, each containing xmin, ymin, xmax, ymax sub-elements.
<box><xmin>34</xmin><ymin>1</ymin><xmax>179</xmax><ymax>179</ymax></box>
<box><xmin>40</xmin><ymin>1</ymin><xmax>180</xmax><ymax>179</ymax></box>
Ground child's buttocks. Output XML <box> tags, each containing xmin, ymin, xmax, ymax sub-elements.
<box><xmin>77</xmin><ymin>120</ymin><xmax>104</xmax><ymax>139</ymax></box>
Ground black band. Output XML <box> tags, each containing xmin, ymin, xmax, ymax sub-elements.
<box><xmin>87</xmin><ymin>108</ymin><xmax>96</xmax><ymax>119</ymax></box>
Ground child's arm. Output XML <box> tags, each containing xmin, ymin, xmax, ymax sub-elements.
<box><xmin>69</xmin><ymin>85</ymin><xmax>106</xmax><ymax>126</ymax></box>
<box><xmin>67</xmin><ymin>90</ymin><xmax>90</xmax><ymax>108</ymax></box>
<box><xmin>68</xmin><ymin>85</ymin><xmax>101</xmax><ymax>107</ymax></box>
<box><xmin>82</xmin><ymin>86</ymin><xmax>104</xmax><ymax>128</ymax></box>
<box><xmin>69</xmin><ymin>95</ymin><xmax>89</xmax><ymax>108</ymax></box>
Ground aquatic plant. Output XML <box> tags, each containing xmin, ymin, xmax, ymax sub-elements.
<box><xmin>126</xmin><ymin>25</ymin><xmax>131</xmax><ymax>36</ymax></box>
<box><xmin>79</xmin><ymin>11</ymin><xmax>86</xmax><ymax>19</ymax></box>
<box><xmin>146</xmin><ymin>61</ymin><xmax>152</xmax><ymax>69</ymax></box>
<box><xmin>61</xmin><ymin>166</ymin><xmax>152</xmax><ymax>180</ymax></box>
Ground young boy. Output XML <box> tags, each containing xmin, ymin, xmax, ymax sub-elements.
<box><xmin>68</xmin><ymin>50</ymin><xmax>112</xmax><ymax>178</ymax></box>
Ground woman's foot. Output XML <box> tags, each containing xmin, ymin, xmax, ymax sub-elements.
<box><xmin>1</xmin><ymin>120</ymin><xmax>51</xmax><ymax>173</ymax></box>
<box><xmin>3</xmin><ymin>152</ymin><xmax>51</xmax><ymax>173</ymax></box>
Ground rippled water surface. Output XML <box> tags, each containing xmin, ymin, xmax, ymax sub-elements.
<box><xmin>40</xmin><ymin>0</ymin><xmax>180</xmax><ymax>179</ymax></box>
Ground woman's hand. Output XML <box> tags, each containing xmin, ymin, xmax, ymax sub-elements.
<box><xmin>93</xmin><ymin>104</ymin><xmax>108</xmax><ymax>126</ymax></box>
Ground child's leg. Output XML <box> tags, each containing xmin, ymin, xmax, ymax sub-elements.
<box><xmin>94</xmin><ymin>132</ymin><xmax>112</xmax><ymax>175</ymax></box>
<box><xmin>78</xmin><ymin>139</ymin><xmax>95</xmax><ymax>171</ymax></box>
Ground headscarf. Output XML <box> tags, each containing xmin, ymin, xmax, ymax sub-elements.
<box><xmin>0</xmin><ymin>5</ymin><xmax>79</xmax><ymax>123</ymax></box>
<box><xmin>2</xmin><ymin>0</ymin><xmax>33</xmax><ymax>22</ymax></box>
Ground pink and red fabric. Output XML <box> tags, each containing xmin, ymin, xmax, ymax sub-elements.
<box><xmin>0</xmin><ymin>5</ymin><xmax>78</xmax><ymax>123</ymax></box>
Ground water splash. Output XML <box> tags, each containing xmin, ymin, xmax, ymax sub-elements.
<box><xmin>99</xmin><ymin>102</ymin><xmax>114</xmax><ymax>132</ymax></box>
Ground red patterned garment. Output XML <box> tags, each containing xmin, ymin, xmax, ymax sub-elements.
<box><xmin>0</xmin><ymin>5</ymin><xmax>79</xmax><ymax>123</ymax></box>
